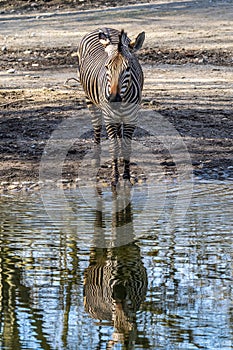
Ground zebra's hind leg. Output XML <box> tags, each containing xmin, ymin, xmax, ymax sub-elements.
<box><xmin>106</xmin><ymin>123</ymin><xmax>120</xmax><ymax>186</ymax></box>
<box><xmin>88</xmin><ymin>102</ymin><xmax>102</xmax><ymax>167</ymax></box>
<box><xmin>122</xmin><ymin>123</ymin><xmax>136</xmax><ymax>182</ymax></box>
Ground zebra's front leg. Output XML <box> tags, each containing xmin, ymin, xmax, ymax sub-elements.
<box><xmin>106</xmin><ymin>123</ymin><xmax>120</xmax><ymax>186</ymax></box>
<box><xmin>122</xmin><ymin>123</ymin><xmax>136</xmax><ymax>182</ymax></box>
<box><xmin>92</xmin><ymin>124</ymin><xmax>101</xmax><ymax>168</ymax></box>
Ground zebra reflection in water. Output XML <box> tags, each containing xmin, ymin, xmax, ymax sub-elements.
<box><xmin>83</xmin><ymin>191</ymin><xmax>148</xmax><ymax>349</ymax></box>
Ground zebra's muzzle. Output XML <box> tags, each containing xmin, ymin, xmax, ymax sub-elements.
<box><xmin>108</xmin><ymin>93</ymin><xmax>122</xmax><ymax>103</ymax></box>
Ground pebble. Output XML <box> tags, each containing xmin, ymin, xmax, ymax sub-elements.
<box><xmin>23</xmin><ymin>50</ymin><xmax>32</xmax><ymax>55</ymax></box>
<box><xmin>57</xmin><ymin>179</ymin><xmax>70</xmax><ymax>184</ymax></box>
<box><xmin>1</xmin><ymin>181</ymin><xmax>10</xmax><ymax>186</ymax></box>
<box><xmin>29</xmin><ymin>183</ymin><xmax>40</xmax><ymax>190</ymax></box>
<box><xmin>22</xmin><ymin>181</ymin><xmax>34</xmax><ymax>186</ymax></box>
<box><xmin>7</xmin><ymin>184</ymin><xmax>21</xmax><ymax>191</ymax></box>
<box><xmin>44</xmin><ymin>54</ymin><xmax>53</xmax><ymax>59</ymax></box>
<box><xmin>7</xmin><ymin>68</ymin><xmax>15</xmax><ymax>74</ymax></box>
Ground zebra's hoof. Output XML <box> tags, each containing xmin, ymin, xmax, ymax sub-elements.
<box><xmin>123</xmin><ymin>172</ymin><xmax>130</xmax><ymax>180</ymax></box>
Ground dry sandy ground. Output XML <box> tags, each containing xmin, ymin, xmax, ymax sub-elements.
<box><xmin>0</xmin><ymin>0</ymin><xmax>233</xmax><ymax>191</ymax></box>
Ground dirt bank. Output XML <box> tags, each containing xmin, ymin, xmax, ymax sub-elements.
<box><xmin>0</xmin><ymin>0</ymin><xmax>233</xmax><ymax>191</ymax></box>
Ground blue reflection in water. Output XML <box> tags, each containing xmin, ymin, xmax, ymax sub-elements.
<box><xmin>0</xmin><ymin>181</ymin><xmax>233</xmax><ymax>349</ymax></box>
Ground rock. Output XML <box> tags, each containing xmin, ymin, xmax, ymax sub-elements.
<box><xmin>7</xmin><ymin>68</ymin><xmax>15</xmax><ymax>74</ymax></box>
<box><xmin>7</xmin><ymin>184</ymin><xmax>20</xmax><ymax>191</ymax></box>
<box><xmin>29</xmin><ymin>183</ymin><xmax>40</xmax><ymax>190</ymax></box>
<box><xmin>149</xmin><ymin>100</ymin><xmax>157</xmax><ymax>106</ymax></box>
<box><xmin>1</xmin><ymin>182</ymin><xmax>9</xmax><ymax>186</ymax></box>
<box><xmin>23</xmin><ymin>50</ymin><xmax>32</xmax><ymax>55</ymax></box>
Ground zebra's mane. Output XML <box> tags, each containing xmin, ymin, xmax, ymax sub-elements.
<box><xmin>118</xmin><ymin>29</ymin><xmax>128</xmax><ymax>54</ymax></box>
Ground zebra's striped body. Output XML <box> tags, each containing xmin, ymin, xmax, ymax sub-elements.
<box><xmin>78</xmin><ymin>28</ymin><xmax>145</xmax><ymax>185</ymax></box>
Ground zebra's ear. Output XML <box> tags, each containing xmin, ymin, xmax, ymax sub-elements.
<box><xmin>129</xmin><ymin>31</ymin><xmax>145</xmax><ymax>51</ymax></box>
<box><xmin>99</xmin><ymin>32</ymin><xmax>110</xmax><ymax>47</ymax></box>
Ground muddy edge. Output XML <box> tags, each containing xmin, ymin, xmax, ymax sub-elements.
<box><xmin>0</xmin><ymin>1</ymin><xmax>233</xmax><ymax>191</ymax></box>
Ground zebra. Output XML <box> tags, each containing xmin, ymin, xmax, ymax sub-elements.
<box><xmin>78</xmin><ymin>27</ymin><xmax>145</xmax><ymax>186</ymax></box>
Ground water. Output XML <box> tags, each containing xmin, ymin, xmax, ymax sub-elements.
<box><xmin>0</xmin><ymin>181</ymin><xmax>233</xmax><ymax>350</ymax></box>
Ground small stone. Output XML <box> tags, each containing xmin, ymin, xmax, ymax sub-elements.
<box><xmin>44</xmin><ymin>54</ymin><xmax>52</xmax><ymax>59</ymax></box>
<box><xmin>22</xmin><ymin>181</ymin><xmax>34</xmax><ymax>186</ymax></box>
<box><xmin>29</xmin><ymin>183</ymin><xmax>40</xmax><ymax>190</ymax></box>
<box><xmin>1</xmin><ymin>181</ymin><xmax>9</xmax><ymax>186</ymax></box>
<box><xmin>149</xmin><ymin>100</ymin><xmax>157</xmax><ymax>106</ymax></box>
<box><xmin>57</xmin><ymin>179</ymin><xmax>70</xmax><ymax>184</ymax></box>
<box><xmin>71</xmin><ymin>52</ymin><xmax>79</xmax><ymax>57</ymax></box>
<box><xmin>23</xmin><ymin>50</ymin><xmax>32</xmax><ymax>55</ymax></box>
<box><xmin>8</xmin><ymin>184</ymin><xmax>19</xmax><ymax>191</ymax></box>
<box><xmin>7</xmin><ymin>68</ymin><xmax>15</xmax><ymax>74</ymax></box>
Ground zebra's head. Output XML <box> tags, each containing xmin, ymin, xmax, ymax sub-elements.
<box><xmin>99</xmin><ymin>29</ymin><xmax>145</xmax><ymax>103</ymax></box>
